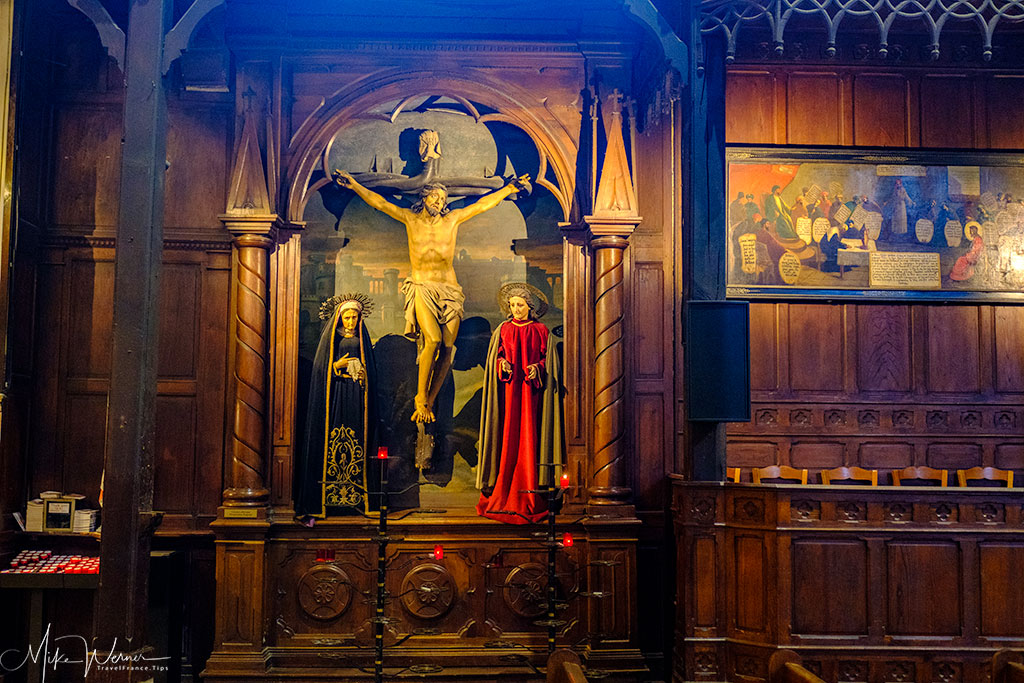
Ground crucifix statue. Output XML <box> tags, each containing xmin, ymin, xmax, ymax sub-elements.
<box><xmin>332</xmin><ymin>130</ymin><xmax>531</xmax><ymax>432</ymax></box>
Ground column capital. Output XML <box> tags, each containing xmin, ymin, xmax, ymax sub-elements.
<box><xmin>219</xmin><ymin>213</ymin><xmax>281</xmax><ymax>244</ymax></box>
<box><xmin>583</xmin><ymin>216</ymin><xmax>641</xmax><ymax>241</ymax></box>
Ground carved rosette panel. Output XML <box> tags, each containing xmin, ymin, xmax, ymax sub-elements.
<box><xmin>693</xmin><ymin>648</ymin><xmax>719</xmax><ymax>677</ymax></box>
<box><xmin>837</xmin><ymin>501</ymin><xmax>867</xmax><ymax>522</ymax></box>
<box><xmin>976</xmin><ymin>502</ymin><xmax>1005</xmax><ymax>524</ymax></box>
<box><xmin>734</xmin><ymin>497</ymin><xmax>765</xmax><ymax>523</ymax></box>
<box><xmin>297</xmin><ymin>564</ymin><xmax>353</xmax><ymax>621</ymax></box>
<box><xmin>791</xmin><ymin>499</ymin><xmax>821</xmax><ymax>522</ymax></box>
<box><xmin>839</xmin><ymin>660</ymin><xmax>868</xmax><ymax>683</ymax></box>
<box><xmin>690</xmin><ymin>496</ymin><xmax>717</xmax><ymax>525</ymax></box>
<box><xmin>886</xmin><ymin>661</ymin><xmax>915</xmax><ymax>683</ymax></box>
<box><xmin>932</xmin><ymin>662</ymin><xmax>961</xmax><ymax>683</ymax></box>
<box><xmin>502</xmin><ymin>563</ymin><xmax>547</xmax><ymax>618</ymax></box>
<box><xmin>885</xmin><ymin>502</ymin><xmax>912</xmax><ymax>523</ymax></box>
<box><xmin>400</xmin><ymin>563</ymin><xmax>456</xmax><ymax>619</ymax></box>
<box><xmin>930</xmin><ymin>503</ymin><xmax>957</xmax><ymax>524</ymax></box>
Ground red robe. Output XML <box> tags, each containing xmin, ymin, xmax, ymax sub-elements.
<box><xmin>476</xmin><ymin>319</ymin><xmax>549</xmax><ymax>523</ymax></box>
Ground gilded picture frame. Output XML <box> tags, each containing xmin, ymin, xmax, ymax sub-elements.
<box><xmin>726</xmin><ymin>146</ymin><xmax>1024</xmax><ymax>301</ymax></box>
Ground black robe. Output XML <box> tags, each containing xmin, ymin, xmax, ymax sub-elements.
<box><xmin>295</xmin><ymin>314</ymin><xmax>379</xmax><ymax>517</ymax></box>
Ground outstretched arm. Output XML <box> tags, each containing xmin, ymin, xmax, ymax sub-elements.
<box><xmin>451</xmin><ymin>174</ymin><xmax>531</xmax><ymax>224</ymax></box>
<box><xmin>333</xmin><ymin>170</ymin><xmax>407</xmax><ymax>223</ymax></box>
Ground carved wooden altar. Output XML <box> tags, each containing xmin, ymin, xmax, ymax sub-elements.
<box><xmin>203</xmin><ymin>41</ymin><xmax>651</xmax><ymax>681</ymax></box>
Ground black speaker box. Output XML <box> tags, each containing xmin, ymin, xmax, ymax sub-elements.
<box><xmin>685</xmin><ymin>300</ymin><xmax>751</xmax><ymax>422</ymax></box>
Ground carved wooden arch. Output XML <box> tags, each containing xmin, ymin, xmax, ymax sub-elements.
<box><xmin>282</xmin><ymin>70</ymin><xmax>582</xmax><ymax>227</ymax></box>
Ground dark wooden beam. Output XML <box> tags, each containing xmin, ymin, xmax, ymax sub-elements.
<box><xmin>93</xmin><ymin>0</ymin><xmax>171</xmax><ymax>656</ymax></box>
<box><xmin>682</xmin><ymin>9</ymin><xmax>729</xmax><ymax>482</ymax></box>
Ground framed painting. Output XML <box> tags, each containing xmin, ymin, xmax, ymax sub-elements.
<box><xmin>725</xmin><ymin>146</ymin><xmax>1024</xmax><ymax>300</ymax></box>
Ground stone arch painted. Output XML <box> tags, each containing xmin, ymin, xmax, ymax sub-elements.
<box><xmin>283</xmin><ymin>70</ymin><xmax>581</xmax><ymax>225</ymax></box>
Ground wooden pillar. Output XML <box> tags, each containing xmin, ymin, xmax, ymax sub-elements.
<box><xmin>587</xmin><ymin>232</ymin><xmax>631</xmax><ymax>507</ymax></box>
<box><xmin>207</xmin><ymin>108</ymin><xmax>278</xmax><ymax>677</ymax></box>
<box><xmin>219</xmin><ymin>107</ymin><xmax>279</xmax><ymax>509</ymax></box>
<box><xmin>222</xmin><ymin>220</ymin><xmax>274</xmax><ymax>507</ymax></box>
<box><xmin>93</xmin><ymin>0</ymin><xmax>171</xmax><ymax>662</ymax></box>
<box><xmin>683</xmin><ymin>15</ymin><xmax>729</xmax><ymax>482</ymax></box>
<box><xmin>584</xmin><ymin>92</ymin><xmax>641</xmax><ymax>513</ymax></box>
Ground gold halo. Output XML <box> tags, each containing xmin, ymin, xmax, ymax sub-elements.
<box><xmin>964</xmin><ymin>220</ymin><xmax>982</xmax><ymax>241</ymax></box>
<box><xmin>320</xmin><ymin>292</ymin><xmax>374</xmax><ymax>321</ymax></box>
<box><xmin>497</xmin><ymin>282</ymin><xmax>549</xmax><ymax>320</ymax></box>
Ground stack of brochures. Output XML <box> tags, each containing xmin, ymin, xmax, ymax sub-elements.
<box><xmin>25</xmin><ymin>500</ymin><xmax>44</xmax><ymax>532</ymax></box>
<box><xmin>73</xmin><ymin>509</ymin><xmax>99</xmax><ymax>533</ymax></box>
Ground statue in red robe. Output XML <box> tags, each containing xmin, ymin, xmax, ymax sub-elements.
<box><xmin>476</xmin><ymin>283</ymin><xmax>563</xmax><ymax>524</ymax></box>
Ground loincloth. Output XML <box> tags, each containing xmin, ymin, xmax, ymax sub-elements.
<box><xmin>401</xmin><ymin>279</ymin><xmax>465</xmax><ymax>340</ymax></box>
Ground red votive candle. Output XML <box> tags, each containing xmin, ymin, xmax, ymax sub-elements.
<box><xmin>377</xmin><ymin>446</ymin><xmax>388</xmax><ymax>459</ymax></box>
<box><xmin>432</xmin><ymin>545</ymin><xmax>444</xmax><ymax>561</ymax></box>
<box><xmin>562</xmin><ymin>532</ymin><xmax>574</xmax><ymax>548</ymax></box>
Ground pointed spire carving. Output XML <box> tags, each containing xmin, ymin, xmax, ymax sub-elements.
<box><xmin>225</xmin><ymin>111</ymin><xmax>272</xmax><ymax>216</ymax></box>
<box><xmin>592</xmin><ymin>90</ymin><xmax>639</xmax><ymax>220</ymax></box>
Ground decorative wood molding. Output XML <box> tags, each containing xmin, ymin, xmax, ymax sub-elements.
<box><xmin>700</xmin><ymin>0</ymin><xmax>1024</xmax><ymax>64</ymax></box>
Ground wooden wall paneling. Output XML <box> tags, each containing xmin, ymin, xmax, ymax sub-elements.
<box><xmin>158</xmin><ymin>262</ymin><xmax>200</xmax><ymax>379</ymax></box>
<box><xmin>788</xmin><ymin>303</ymin><xmax>844</xmax><ymax>394</ymax></box>
<box><xmin>28</xmin><ymin>257</ymin><xmax>64</xmax><ymax>495</ymax></box>
<box><xmin>165</xmin><ymin>102</ymin><xmax>232</xmax><ymax>230</ymax></box>
<box><xmin>886</xmin><ymin>541</ymin><xmax>962</xmax><ymax>637</ymax></box>
<box><xmin>155</xmin><ymin>395</ymin><xmax>198</xmax><ymax>514</ymax></box>
<box><xmin>270</xmin><ymin>234</ymin><xmax>301</xmax><ymax>507</ymax></box>
<box><xmin>731</xmin><ymin>532</ymin><xmax>770</xmax><ymax>638</ymax></box>
<box><xmin>920</xmin><ymin>75</ymin><xmax>975</xmax><ymax>148</ymax></box>
<box><xmin>60</xmin><ymin>253</ymin><xmax>114</xmax><ymax>500</ymax></box>
<box><xmin>749</xmin><ymin>303</ymin><xmax>781</xmax><ymax>394</ymax></box>
<box><xmin>791</xmin><ymin>538</ymin><xmax>869</xmax><ymax>636</ymax></box>
<box><xmin>986</xmin><ymin>76</ymin><xmax>1024</xmax><ymax>149</ymax></box>
<box><xmin>925</xmin><ymin>306</ymin><xmax>982</xmax><ymax>395</ymax></box>
<box><xmin>926</xmin><ymin>443</ymin><xmax>983</xmax><ymax>471</ymax></box>
<box><xmin>62</xmin><ymin>392</ymin><xmax>108</xmax><ymax>500</ymax></box>
<box><xmin>785</xmin><ymin>72</ymin><xmax>842</xmax><ymax>145</ymax></box>
<box><xmin>978</xmin><ymin>543</ymin><xmax>1024</xmax><ymax>638</ymax></box>
<box><xmin>727</xmin><ymin>439</ymin><xmax>779</xmax><ymax>469</ymax></box>
<box><xmin>587</xmin><ymin>541</ymin><xmax>637</xmax><ymax>646</ymax></box>
<box><xmin>197</xmin><ymin>249</ymin><xmax>231</xmax><ymax>519</ymax></box>
<box><xmin>994</xmin><ymin>443</ymin><xmax>1024</xmax><ymax>472</ymax></box>
<box><xmin>632</xmin><ymin>253</ymin><xmax>670</xmax><ymax>510</ymax></box>
<box><xmin>67</xmin><ymin>256</ymin><xmax>114</xmax><ymax>379</ymax></box>
<box><xmin>993</xmin><ymin>306</ymin><xmax>1024</xmax><ymax>394</ymax></box>
<box><xmin>858</xmin><ymin>441</ymin><xmax>915</xmax><ymax>472</ymax></box>
<box><xmin>852</xmin><ymin>74</ymin><xmax>910</xmax><ymax>147</ymax></box>
<box><xmin>855</xmin><ymin>305</ymin><xmax>912</xmax><ymax>395</ymax></box>
<box><xmin>563</xmin><ymin>235</ymin><xmax>591</xmax><ymax>492</ymax></box>
<box><xmin>789</xmin><ymin>441</ymin><xmax>844</xmax><ymax>471</ymax></box>
<box><xmin>725</xmin><ymin>70</ymin><xmax>776</xmax><ymax>144</ymax></box>
<box><xmin>214</xmin><ymin>542</ymin><xmax>265</xmax><ymax>649</ymax></box>
<box><xmin>52</xmin><ymin>105</ymin><xmax>122</xmax><ymax>229</ymax></box>
<box><xmin>154</xmin><ymin>256</ymin><xmax>200</xmax><ymax>522</ymax></box>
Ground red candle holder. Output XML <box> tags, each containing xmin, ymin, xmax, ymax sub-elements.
<box><xmin>377</xmin><ymin>446</ymin><xmax>389</xmax><ymax>459</ymax></box>
<box><xmin>561</xmin><ymin>532</ymin><xmax>574</xmax><ymax>548</ymax></box>
<box><xmin>432</xmin><ymin>544</ymin><xmax>444</xmax><ymax>561</ymax></box>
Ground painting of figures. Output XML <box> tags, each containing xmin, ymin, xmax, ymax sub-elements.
<box><xmin>727</xmin><ymin>147</ymin><xmax>1024</xmax><ymax>299</ymax></box>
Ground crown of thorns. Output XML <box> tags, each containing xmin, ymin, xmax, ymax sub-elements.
<box><xmin>320</xmin><ymin>292</ymin><xmax>374</xmax><ymax>321</ymax></box>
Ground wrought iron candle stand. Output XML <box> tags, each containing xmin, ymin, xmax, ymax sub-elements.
<box><xmin>485</xmin><ymin>466</ymin><xmax>616</xmax><ymax>680</ymax></box>
<box><xmin>318</xmin><ymin>447</ymin><xmax>447</xmax><ymax>683</ymax></box>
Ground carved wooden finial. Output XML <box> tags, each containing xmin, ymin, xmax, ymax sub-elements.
<box><xmin>225</xmin><ymin>112</ymin><xmax>272</xmax><ymax>216</ymax></box>
<box><xmin>591</xmin><ymin>91</ymin><xmax>638</xmax><ymax>218</ymax></box>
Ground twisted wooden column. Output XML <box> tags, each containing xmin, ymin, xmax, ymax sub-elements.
<box><xmin>588</xmin><ymin>234</ymin><xmax>632</xmax><ymax>507</ymax></box>
<box><xmin>224</xmin><ymin>228</ymin><xmax>273</xmax><ymax>507</ymax></box>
